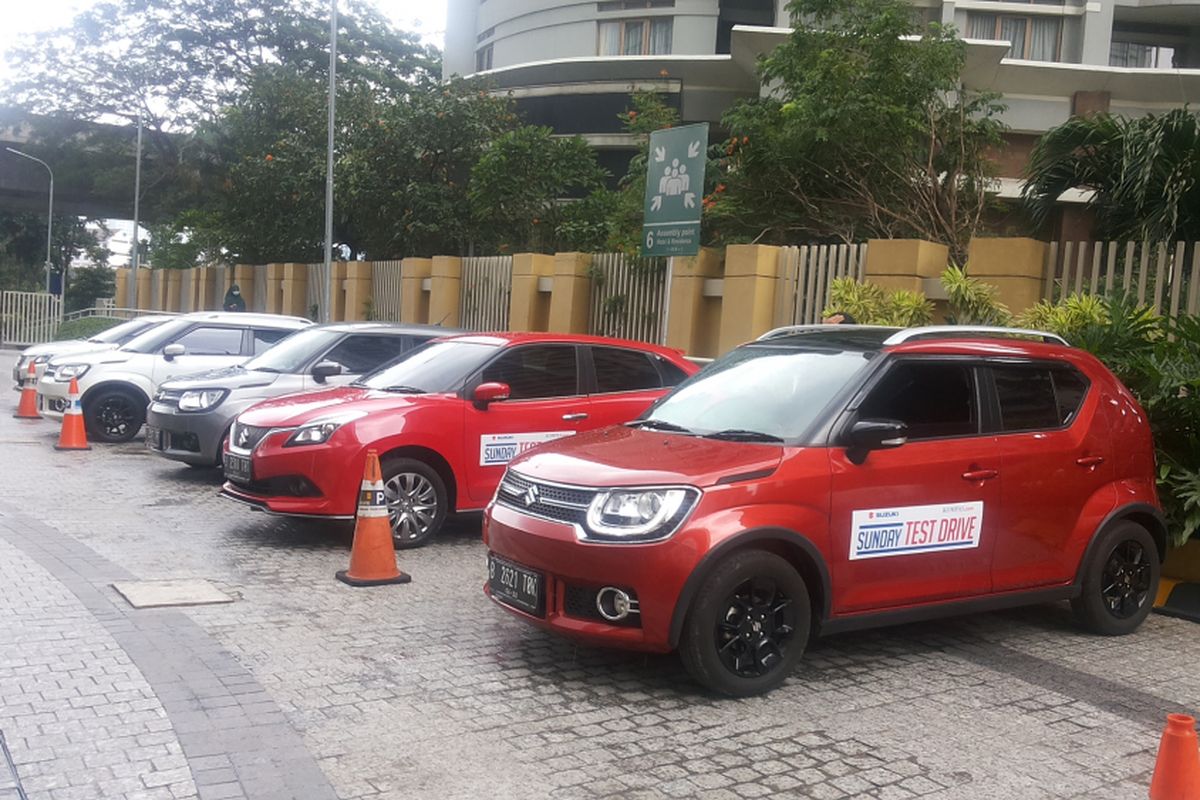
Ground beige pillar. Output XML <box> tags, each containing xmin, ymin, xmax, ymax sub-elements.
<box><xmin>280</xmin><ymin>263</ymin><xmax>309</xmax><ymax>317</ymax></box>
<box><xmin>326</xmin><ymin>262</ymin><xmax>347</xmax><ymax>321</ymax></box>
<box><xmin>165</xmin><ymin>270</ymin><xmax>182</xmax><ymax>312</ymax></box>
<box><xmin>195</xmin><ymin>267</ymin><xmax>215</xmax><ymax>311</ymax></box>
<box><xmin>718</xmin><ymin>244</ymin><xmax>780</xmax><ymax>354</ymax></box>
<box><xmin>965</xmin><ymin>238</ymin><xmax>1048</xmax><ymax>315</ymax></box>
<box><xmin>400</xmin><ymin>258</ymin><xmax>432</xmax><ymax>324</ymax></box>
<box><xmin>342</xmin><ymin>262</ymin><xmax>374</xmax><ymax>321</ymax></box>
<box><xmin>135</xmin><ymin>270</ymin><xmax>152</xmax><ymax>310</ymax></box>
<box><xmin>428</xmin><ymin>256</ymin><xmax>462</xmax><ymax>327</ymax></box>
<box><xmin>547</xmin><ymin>252</ymin><xmax>593</xmax><ymax>334</ymax></box>
<box><xmin>114</xmin><ymin>269</ymin><xmax>129</xmax><ymax>308</ymax></box>
<box><xmin>665</xmin><ymin>247</ymin><xmax>724</xmax><ymax>358</ymax></box>
<box><xmin>232</xmin><ymin>265</ymin><xmax>256</xmax><ymax>310</ymax></box>
<box><xmin>508</xmin><ymin>253</ymin><xmax>555</xmax><ymax>332</ymax></box>
<box><xmin>862</xmin><ymin>239</ymin><xmax>948</xmax><ymax>295</ymax></box>
<box><xmin>264</xmin><ymin>263</ymin><xmax>285</xmax><ymax>314</ymax></box>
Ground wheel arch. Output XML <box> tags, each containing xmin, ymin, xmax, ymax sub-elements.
<box><xmin>668</xmin><ymin>527</ymin><xmax>831</xmax><ymax>649</ymax></box>
<box><xmin>1074</xmin><ymin>502</ymin><xmax>1168</xmax><ymax>587</ymax></box>
<box><xmin>377</xmin><ymin>445</ymin><xmax>460</xmax><ymax>511</ymax></box>
<box><xmin>80</xmin><ymin>380</ymin><xmax>151</xmax><ymax>410</ymax></box>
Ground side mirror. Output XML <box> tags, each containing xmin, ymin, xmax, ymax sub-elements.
<box><xmin>845</xmin><ymin>419</ymin><xmax>908</xmax><ymax>465</ymax></box>
<box><xmin>163</xmin><ymin>343</ymin><xmax>186</xmax><ymax>361</ymax></box>
<box><xmin>472</xmin><ymin>381</ymin><xmax>511</xmax><ymax>409</ymax></box>
<box><xmin>312</xmin><ymin>361</ymin><xmax>343</xmax><ymax>384</ymax></box>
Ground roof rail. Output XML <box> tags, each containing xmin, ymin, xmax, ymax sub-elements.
<box><xmin>756</xmin><ymin>324</ymin><xmax>888</xmax><ymax>341</ymax></box>
<box><xmin>883</xmin><ymin>326</ymin><xmax>1069</xmax><ymax>347</ymax></box>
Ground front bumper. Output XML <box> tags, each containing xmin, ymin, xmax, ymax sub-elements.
<box><xmin>145</xmin><ymin>404</ymin><xmax>235</xmax><ymax>466</ymax></box>
<box><xmin>219</xmin><ymin>433</ymin><xmax>362</xmax><ymax>518</ymax></box>
<box><xmin>36</xmin><ymin>380</ymin><xmax>71</xmax><ymax>420</ymax></box>
<box><xmin>483</xmin><ymin>502</ymin><xmax>698</xmax><ymax>654</ymax></box>
<box><xmin>13</xmin><ymin>359</ymin><xmax>47</xmax><ymax>390</ymax></box>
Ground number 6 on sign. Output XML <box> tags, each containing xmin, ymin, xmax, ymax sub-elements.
<box><xmin>646</xmin><ymin>230</ymin><xmax>655</xmax><ymax>249</ymax></box>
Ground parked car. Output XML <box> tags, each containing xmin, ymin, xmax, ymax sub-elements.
<box><xmin>145</xmin><ymin>323</ymin><xmax>457</xmax><ymax>468</ymax></box>
<box><xmin>38</xmin><ymin>311</ymin><xmax>312</xmax><ymax>442</ymax></box>
<box><xmin>221</xmin><ymin>333</ymin><xmax>699</xmax><ymax>547</ymax></box>
<box><xmin>483</xmin><ymin>325</ymin><xmax>1165</xmax><ymax>696</ymax></box>
<box><xmin>12</xmin><ymin>315</ymin><xmax>175</xmax><ymax>390</ymax></box>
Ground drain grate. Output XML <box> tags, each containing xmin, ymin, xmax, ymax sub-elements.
<box><xmin>0</xmin><ymin>731</ymin><xmax>28</xmax><ymax>800</ymax></box>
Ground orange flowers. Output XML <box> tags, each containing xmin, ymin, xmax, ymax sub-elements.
<box><xmin>265</xmin><ymin>154</ymin><xmax>274</xmax><ymax>161</ymax></box>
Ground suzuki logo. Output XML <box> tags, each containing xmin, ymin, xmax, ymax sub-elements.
<box><xmin>523</xmin><ymin>485</ymin><xmax>540</xmax><ymax>507</ymax></box>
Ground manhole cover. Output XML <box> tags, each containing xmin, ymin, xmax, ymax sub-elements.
<box><xmin>111</xmin><ymin>579</ymin><xmax>234</xmax><ymax>608</ymax></box>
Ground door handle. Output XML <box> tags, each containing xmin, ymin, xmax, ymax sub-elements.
<box><xmin>1076</xmin><ymin>456</ymin><xmax>1105</xmax><ymax>468</ymax></box>
<box><xmin>961</xmin><ymin>469</ymin><xmax>998</xmax><ymax>482</ymax></box>
<box><xmin>562</xmin><ymin>413</ymin><xmax>588</xmax><ymax>421</ymax></box>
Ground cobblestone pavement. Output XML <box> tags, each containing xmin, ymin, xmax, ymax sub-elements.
<box><xmin>2</xmin><ymin>351</ymin><xmax>1200</xmax><ymax>799</ymax></box>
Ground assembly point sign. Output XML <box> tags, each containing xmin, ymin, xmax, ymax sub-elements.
<box><xmin>641</xmin><ymin>122</ymin><xmax>708</xmax><ymax>258</ymax></box>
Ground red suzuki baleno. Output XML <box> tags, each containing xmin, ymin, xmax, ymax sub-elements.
<box><xmin>221</xmin><ymin>333</ymin><xmax>698</xmax><ymax>547</ymax></box>
<box><xmin>483</xmin><ymin>325</ymin><xmax>1164</xmax><ymax>696</ymax></box>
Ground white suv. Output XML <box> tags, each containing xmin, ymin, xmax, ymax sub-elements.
<box><xmin>12</xmin><ymin>315</ymin><xmax>175</xmax><ymax>390</ymax></box>
<box><xmin>38</xmin><ymin>311</ymin><xmax>312</xmax><ymax>443</ymax></box>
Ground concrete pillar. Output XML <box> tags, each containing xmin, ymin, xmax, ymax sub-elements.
<box><xmin>327</xmin><ymin>262</ymin><xmax>348</xmax><ymax>321</ymax></box>
<box><xmin>966</xmin><ymin>238</ymin><xmax>1048</xmax><ymax>315</ymax></box>
<box><xmin>400</xmin><ymin>258</ymin><xmax>432</xmax><ymax>324</ymax></box>
<box><xmin>665</xmin><ymin>248</ymin><xmax>724</xmax><ymax>358</ymax></box>
<box><xmin>1079</xmin><ymin>1</ymin><xmax>1115</xmax><ymax>67</ymax></box>
<box><xmin>264</xmin><ymin>263</ymin><xmax>285</xmax><ymax>314</ymax></box>
<box><xmin>115</xmin><ymin>269</ymin><xmax>129</xmax><ymax>309</ymax></box>
<box><xmin>548</xmin><ymin>252</ymin><xmax>593</xmax><ymax>334</ymax></box>
<box><xmin>233</xmin><ymin>265</ymin><xmax>256</xmax><ymax>310</ymax></box>
<box><xmin>195</xmin><ymin>267</ymin><xmax>214</xmax><ymax>311</ymax></box>
<box><xmin>280</xmin><ymin>263</ymin><xmax>309</xmax><ymax>317</ymax></box>
<box><xmin>429</xmin><ymin>256</ymin><xmax>463</xmax><ymax>327</ymax></box>
<box><xmin>165</xmin><ymin>270</ymin><xmax>182</xmax><ymax>312</ymax></box>
<box><xmin>135</xmin><ymin>270</ymin><xmax>152</xmax><ymax>310</ymax></box>
<box><xmin>863</xmin><ymin>239</ymin><xmax>948</xmax><ymax>295</ymax></box>
<box><xmin>718</xmin><ymin>244</ymin><xmax>780</xmax><ymax>354</ymax></box>
<box><xmin>508</xmin><ymin>253</ymin><xmax>555</xmax><ymax>332</ymax></box>
<box><xmin>342</xmin><ymin>262</ymin><xmax>374</xmax><ymax>321</ymax></box>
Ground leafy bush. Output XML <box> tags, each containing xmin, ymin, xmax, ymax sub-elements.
<box><xmin>54</xmin><ymin>317</ymin><xmax>123</xmax><ymax>341</ymax></box>
<box><xmin>941</xmin><ymin>265</ymin><xmax>1011</xmax><ymax>326</ymax></box>
<box><xmin>825</xmin><ymin>278</ymin><xmax>934</xmax><ymax>326</ymax></box>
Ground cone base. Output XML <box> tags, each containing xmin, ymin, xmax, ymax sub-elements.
<box><xmin>54</xmin><ymin>444</ymin><xmax>92</xmax><ymax>451</ymax></box>
<box><xmin>13</xmin><ymin>412</ymin><xmax>41</xmax><ymax>419</ymax></box>
<box><xmin>336</xmin><ymin>569</ymin><xmax>411</xmax><ymax>587</ymax></box>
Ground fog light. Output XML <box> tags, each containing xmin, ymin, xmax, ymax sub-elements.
<box><xmin>596</xmin><ymin>587</ymin><xmax>639</xmax><ymax>621</ymax></box>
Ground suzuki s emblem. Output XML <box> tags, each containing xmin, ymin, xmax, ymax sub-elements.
<box><xmin>236</xmin><ymin>426</ymin><xmax>250</xmax><ymax>447</ymax></box>
<box><xmin>523</xmin><ymin>485</ymin><xmax>540</xmax><ymax>507</ymax></box>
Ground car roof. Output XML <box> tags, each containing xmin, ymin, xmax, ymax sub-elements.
<box><xmin>313</xmin><ymin>322</ymin><xmax>466</xmax><ymax>335</ymax></box>
<box><xmin>752</xmin><ymin>324</ymin><xmax>1075</xmax><ymax>358</ymax></box>
<box><xmin>434</xmin><ymin>331</ymin><xmax>685</xmax><ymax>358</ymax></box>
<box><xmin>176</xmin><ymin>311</ymin><xmax>312</xmax><ymax>327</ymax></box>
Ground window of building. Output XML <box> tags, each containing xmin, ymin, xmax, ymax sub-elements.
<box><xmin>476</xmin><ymin>44</ymin><xmax>493</xmax><ymax>72</ymax></box>
<box><xmin>598</xmin><ymin>17</ymin><xmax>673</xmax><ymax>56</ymax></box>
<box><xmin>599</xmin><ymin>0</ymin><xmax>673</xmax><ymax>9</ymax></box>
<box><xmin>1110</xmin><ymin>41</ymin><xmax>1175</xmax><ymax>68</ymax></box>
<box><xmin>476</xmin><ymin>27</ymin><xmax>495</xmax><ymax>43</ymax></box>
<box><xmin>966</xmin><ymin>13</ymin><xmax>1061</xmax><ymax>62</ymax></box>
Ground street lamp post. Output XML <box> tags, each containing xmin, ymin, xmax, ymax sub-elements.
<box><xmin>322</xmin><ymin>0</ymin><xmax>338</xmax><ymax>324</ymax></box>
<box><xmin>5</xmin><ymin>147</ymin><xmax>55</xmax><ymax>296</ymax></box>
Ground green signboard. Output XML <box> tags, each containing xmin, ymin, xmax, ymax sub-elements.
<box><xmin>641</xmin><ymin>122</ymin><xmax>709</xmax><ymax>258</ymax></box>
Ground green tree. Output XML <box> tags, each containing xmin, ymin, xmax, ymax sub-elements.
<box><xmin>0</xmin><ymin>211</ymin><xmax>108</xmax><ymax>293</ymax></box>
<box><xmin>66</xmin><ymin>266</ymin><xmax>117</xmax><ymax>312</ymax></box>
<box><xmin>469</xmin><ymin>126</ymin><xmax>610</xmax><ymax>253</ymax></box>
<box><xmin>708</xmin><ymin>0</ymin><xmax>1005</xmax><ymax>260</ymax></box>
<box><xmin>1023</xmin><ymin>109</ymin><xmax>1200</xmax><ymax>242</ymax></box>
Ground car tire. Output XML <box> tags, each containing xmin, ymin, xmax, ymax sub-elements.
<box><xmin>381</xmin><ymin>457</ymin><xmax>448</xmax><ymax>549</ymax></box>
<box><xmin>1071</xmin><ymin>521</ymin><xmax>1159</xmax><ymax>636</ymax></box>
<box><xmin>84</xmin><ymin>388</ymin><xmax>146</xmax><ymax>443</ymax></box>
<box><xmin>679</xmin><ymin>550</ymin><xmax>811</xmax><ymax>697</ymax></box>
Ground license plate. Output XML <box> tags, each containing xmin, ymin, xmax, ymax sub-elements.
<box><xmin>223</xmin><ymin>452</ymin><xmax>252</xmax><ymax>484</ymax></box>
<box><xmin>488</xmin><ymin>554</ymin><xmax>544</xmax><ymax>617</ymax></box>
<box><xmin>145</xmin><ymin>425</ymin><xmax>162</xmax><ymax>450</ymax></box>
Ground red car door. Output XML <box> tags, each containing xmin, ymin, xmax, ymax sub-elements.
<box><xmin>828</xmin><ymin>359</ymin><xmax>1000</xmax><ymax>614</ymax></box>
<box><xmin>584</xmin><ymin>345</ymin><xmax>686</xmax><ymax>428</ymax></box>
<box><xmin>461</xmin><ymin>344</ymin><xmax>590</xmax><ymax>507</ymax></box>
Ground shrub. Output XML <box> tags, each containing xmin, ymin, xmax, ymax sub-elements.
<box><xmin>824</xmin><ymin>278</ymin><xmax>934</xmax><ymax>326</ymax></box>
<box><xmin>53</xmin><ymin>317</ymin><xmax>123</xmax><ymax>341</ymax></box>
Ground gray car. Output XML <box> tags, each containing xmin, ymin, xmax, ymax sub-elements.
<box><xmin>145</xmin><ymin>322</ymin><xmax>456</xmax><ymax>467</ymax></box>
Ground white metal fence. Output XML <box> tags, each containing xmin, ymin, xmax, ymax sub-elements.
<box><xmin>459</xmin><ymin>256</ymin><xmax>513</xmax><ymax>331</ymax></box>
<box><xmin>1</xmin><ymin>291</ymin><xmax>62</xmax><ymax>346</ymax></box>
<box><xmin>370</xmin><ymin>261</ymin><xmax>404</xmax><ymax>321</ymax></box>
<box><xmin>588</xmin><ymin>254</ymin><xmax>668</xmax><ymax>344</ymax></box>
<box><xmin>774</xmin><ymin>243</ymin><xmax>868</xmax><ymax>326</ymax></box>
<box><xmin>1045</xmin><ymin>240</ymin><xmax>1200</xmax><ymax>317</ymax></box>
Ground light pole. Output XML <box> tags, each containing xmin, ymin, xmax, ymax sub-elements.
<box><xmin>5</xmin><ymin>147</ymin><xmax>54</xmax><ymax>295</ymax></box>
<box><xmin>322</xmin><ymin>0</ymin><xmax>338</xmax><ymax>323</ymax></box>
<box><xmin>131</xmin><ymin>112</ymin><xmax>144</xmax><ymax>297</ymax></box>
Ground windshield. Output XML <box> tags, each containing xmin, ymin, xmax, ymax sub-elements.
<box><xmin>641</xmin><ymin>346</ymin><xmax>875</xmax><ymax>442</ymax></box>
<box><xmin>241</xmin><ymin>329</ymin><xmax>341</xmax><ymax>373</ymax></box>
<box><xmin>89</xmin><ymin>318</ymin><xmax>161</xmax><ymax>344</ymax></box>
<box><xmin>119</xmin><ymin>319</ymin><xmax>196</xmax><ymax>354</ymax></box>
<box><xmin>358</xmin><ymin>340</ymin><xmax>499</xmax><ymax>394</ymax></box>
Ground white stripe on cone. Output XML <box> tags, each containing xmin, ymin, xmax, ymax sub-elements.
<box><xmin>357</xmin><ymin>478</ymin><xmax>388</xmax><ymax>519</ymax></box>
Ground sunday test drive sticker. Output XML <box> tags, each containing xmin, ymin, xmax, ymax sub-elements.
<box><xmin>480</xmin><ymin>432</ymin><xmax>575</xmax><ymax>466</ymax></box>
<box><xmin>850</xmin><ymin>501</ymin><xmax>984</xmax><ymax>560</ymax></box>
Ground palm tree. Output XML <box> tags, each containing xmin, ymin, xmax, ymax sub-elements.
<box><xmin>1023</xmin><ymin>108</ymin><xmax>1200</xmax><ymax>242</ymax></box>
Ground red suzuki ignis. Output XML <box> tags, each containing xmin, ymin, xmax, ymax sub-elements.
<box><xmin>483</xmin><ymin>325</ymin><xmax>1164</xmax><ymax>696</ymax></box>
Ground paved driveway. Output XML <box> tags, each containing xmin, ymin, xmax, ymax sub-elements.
<box><xmin>1</xmin><ymin>352</ymin><xmax>1198</xmax><ymax>800</ymax></box>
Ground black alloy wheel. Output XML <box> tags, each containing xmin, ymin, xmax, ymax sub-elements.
<box><xmin>1101</xmin><ymin>540</ymin><xmax>1153</xmax><ymax>619</ymax></box>
<box><xmin>1072</xmin><ymin>521</ymin><xmax>1159</xmax><ymax>636</ymax></box>
<box><xmin>715</xmin><ymin>576</ymin><xmax>797</xmax><ymax>678</ymax></box>
<box><xmin>84</xmin><ymin>389</ymin><xmax>145</xmax><ymax>443</ymax></box>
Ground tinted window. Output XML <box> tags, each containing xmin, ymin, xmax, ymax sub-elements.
<box><xmin>172</xmin><ymin>326</ymin><xmax>243</xmax><ymax>356</ymax></box>
<box><xmin>252</xmin><ymin>328</ymin><xmax>292</xmax><ymax>355</ymax></box>
<box><xmin>592</xmin><ymin>347</ymin><xmax>661</xmax><ymax>393</ymax></box>
<box><xmin>859</xmin><ymin>361</ymin><xmax>978</xmax><ymax>440</ymax></box>
<box><xmin>481</xmin><ymin>345</ymin><xmax>579</xmax><ymax>400</ymax></box>
<box><xmin>654</xmin><ymin>355</ymin><xmax>690</xmax><ymax>386</ymax></box>
<box><xmin>323</xmin><ymin>335</ymin><xmax>407</xmax><ymax>373</ymax></box>
<box><xmin>1053</xmin><ymin>367</ymin><xmax>1089</xmax><ymax>425</ymax></box>
<box><xmin>994</xmin><ymin>366</ymin><xmax>1060</xmax><ymax>431</ymax></box>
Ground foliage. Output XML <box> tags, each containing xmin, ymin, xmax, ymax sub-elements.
<box><xmin>469</xmin><ymin>126</ymin><xmax>609</xmax><ymax>253</ymax></box>
<box><xmin>145</xmin><ymin>215</ymin><xmax>227</xmax><ymax>270</ymax></box>
<box><xmin>824</xmin><ymin>278</ymin><xmax>934</xmax><ymax>326</ymax></box>
<box><xmin>53</xmin><ymin>316</ymin><xmax>123</xmax><ymax>341</ymax></box>
<box><xmin>1024</xmin><ymin>109</ymin><xmax>1200</xmax><ymax>242</ymax></box>
<box><xmin>940</xmin><ymin>265</ymin><xmax>1012</xmax><ymax>325</ymax></box>
<box><xmin>0</xmin><ymin>211</ymin><xmax>109</xmax><ymax>293</ymax></box>
<box><xmin>65</xmin><ymin>266</ymin><xmax>116</xmax><ymax>313</ymax></box>
<box><xmin>707</xmin><ymin>0</ymin><xmax>1005</xmax><ymax>260</ymax></box>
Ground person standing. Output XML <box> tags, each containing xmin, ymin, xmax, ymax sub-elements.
<box><xmin>223</xmin><ymin>284</ymin><xmax>246</xmax><ymax>312</ymax></box>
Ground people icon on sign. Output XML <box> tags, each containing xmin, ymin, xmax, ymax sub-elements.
<box><xmin>658</xmin><ymin>159</ymin><xmax>691</xmax><ymax>197</ymax></box>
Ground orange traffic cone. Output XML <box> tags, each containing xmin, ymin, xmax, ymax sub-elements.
<box><xmin>336</xmin><ymin>449</ymin><xmax>410</xmax><ymax>587</ymax></box>
<box><xmin>13</xmin><ymin>360</ymin><xmax>40</xmax><ymax>419</ymax></box>
<box><xmin>1150</xmin><ymin>714</ymin><xmax>1200</xmax><ymax>800</ymax></box>
<box><xmin>54</xmin><ymin>377</ymin><xmax>91</xmax><ymax>451</ymax></box>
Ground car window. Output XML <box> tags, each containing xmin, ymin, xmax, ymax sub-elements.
<box><xmin>994</xmin><ymin>365</ymin><xmax>1061</xmax><ymax>432</ymax></box>
<box><xmin>481</xmin><ymin>345</ymin><xmax>579</xmax><ymax>400</ymax></box>
<box><xmin>323</xmin><ymin>334</ymin><xmax>407</xmax><ymax>373</ymax></box>
<box><xmin>172</xmin><ymin>326</ymin><xmax>243</xmax><ymax>356</ymax></box>
<box><xmin>252</xmin><ymin>328</ymin><xmax>292</xmax><ymax>355</ymax></box>
<box><xmin>591</xmin><ymin>346</ymin><xmax>661</xmax><ymax>393</ymax></box>
<box><xmin>1052</xmin><ymin>367</ymin><xmax>1089</xmax><ymax>425</ymax></box>
<box><xmin>858</xmin><ymin>361</ymin><xmax>978</xmax><ymax>440</ymax></box>
<box><xmin>654</xmin><ymin>355</ymin><xmax>690</xmax><ymax>386</ymax></box>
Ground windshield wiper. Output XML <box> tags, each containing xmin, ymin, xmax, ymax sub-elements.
<box><xmin>703</xmin><ymin>429</ymin><xmax>785</xmax><ymax>443</ymax></box>
<box><xmin>380</xmin><ymin>384</ymin><xmax>425</xmax><ymax>394</ymax></box>
<box><xmin>627</xmin><ymin>419</ymin><xmax>694</xmax><ymax>434</ymax></box>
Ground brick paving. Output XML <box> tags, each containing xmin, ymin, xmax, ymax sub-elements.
<box><xmin>2</xmin><ymin>350</ymin><xmax>1200</xmax><ymax>799</ymax></box>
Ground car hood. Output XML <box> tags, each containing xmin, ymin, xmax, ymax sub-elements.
<box><xmin>508</xmin><ymin>425</ymin><xmax>784</xmax><ymax>489</ymax></box>
<box><xmin>236</xmin><ymin>386</ymin><xmax>438</xmax><ymax>427</ymax></box>
<box><xmin>159</xmin><ymin>365</ymin><xmax>279</xmax><ymax>392</ymax></box>
<box><xmin>23</xmin><ymin>340</ymin><xmax>118</xmax><ymax>359</ymax></box>
<box><xmin>47</xmin><ymin>347</ymin><xmax>133</xmax><ymax>367</ymax></box>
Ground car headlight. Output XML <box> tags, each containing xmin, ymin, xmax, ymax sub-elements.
<box><xmin>584</xmin><ymin>487</ymin><xmax>699</xmax><ymax>542</ymax></box>
<box><xmin>178</xmin><ymin>389</ymin><xmax>228</xmax><ymax>412</ymax></box>
<box><xmin>32</xmin><ymin>355</ymin><xmax>50</xmax><ymax>364</ymax></box>
<box><xmin>55</xmin><ymin>364</ymin><xmax>90</xmax><ymax>380</ymax></box>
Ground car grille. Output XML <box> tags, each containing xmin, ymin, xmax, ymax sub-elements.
<box><xmin>495</xmin><ymin>471</ymin><xmax>595</xmax><ymax>526</ymax></box>
<box><xmin>231</xmin><ymin>421</ymin><xmax>272</xmax><ymax>452</ymax></box>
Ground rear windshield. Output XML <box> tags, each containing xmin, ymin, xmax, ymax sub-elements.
<box><xmin>89</xmin><ymin>317</ymin><xmax>162</xmax><ymax>344</ymax></box>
